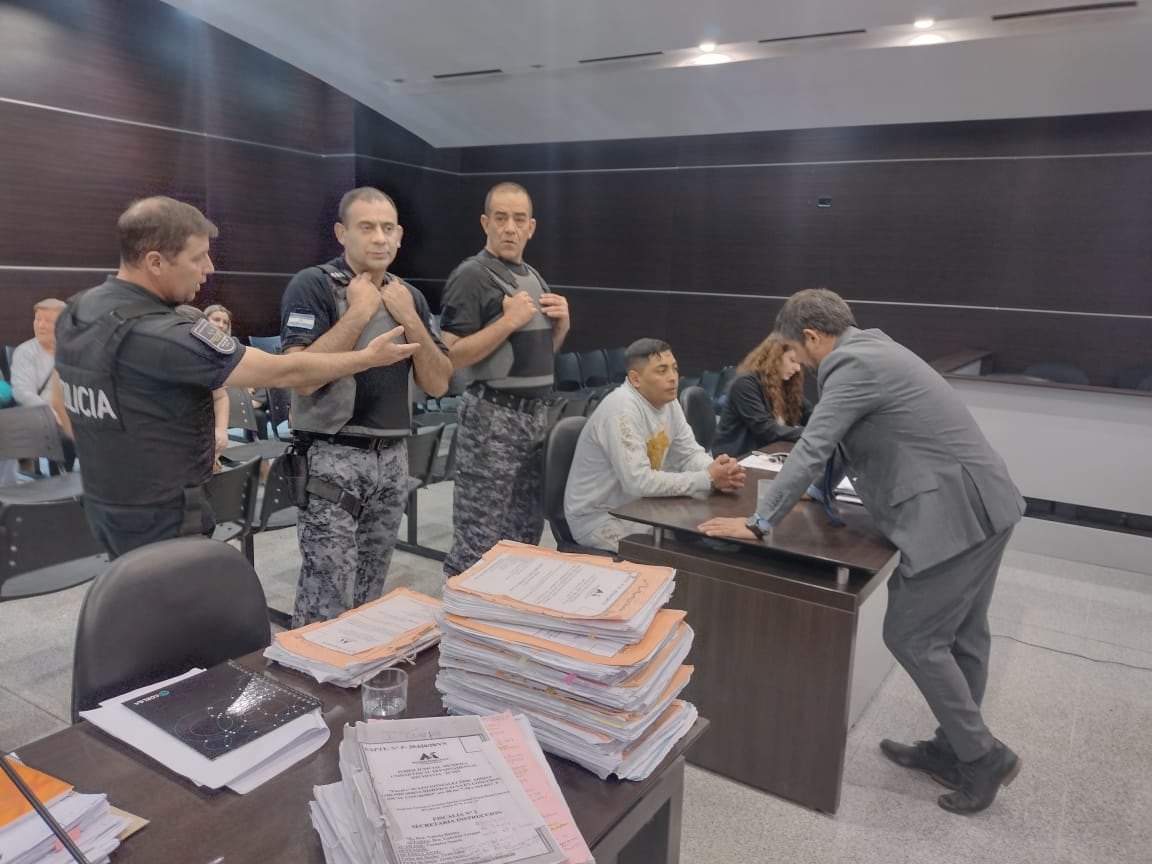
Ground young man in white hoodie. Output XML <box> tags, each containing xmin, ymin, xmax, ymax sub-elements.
<box><xmin>564</xmin><ymin>338</ymin><xmax>746</xmax><ymax>551</ymax></box>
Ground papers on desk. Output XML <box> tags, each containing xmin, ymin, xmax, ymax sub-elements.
<box><xmin>265</xmin><ymin>588</ymin><xmax>442</xmax><ymax>687</ymax></box>
<box><xmin>437</xmin><ymin>542</ymin><xmax>697</xmax><ymax>781</ymax></box>
<box><xmin>1</xmin><ymin>757</ymin><xmax>133</xmax><ymax>864</ymax></box>
<box><xmin>80</xmin><ymin>667</ymin><xmax>330</xmax><ymax>794</ymax></box>
<box><xmin>309</xmin><ymin>713</ymin><xmax>591</xmax><ymax>864</ymax></box>
<box><xmin>738</xmin><ymin>451</ymin><xmax>788</xmax><ymax>472</ymax></box>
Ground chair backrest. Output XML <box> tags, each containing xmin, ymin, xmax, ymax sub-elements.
<box><xmin>1116</xmin><ymin>365</ymin><xmax>1152</xmax><ymax>390</ymax></box>
<box><xmin>406</xmin><ymin>424</ymin><xmax>445</xmax><ymax>488</ymax></box>
<box><xmin>579</xmin><ymin>350</ymin><xmax>610</xmax><ymax>388</ymax></box>
<box><xmin>605</xmin><ymin>347</ymin><xmax>628</xmax><ymax>383</ymax></box>
<box><xmin>0</xmin><ymin>474</ymin><xmax>107</xmax><ymax>600</ymax></box>
<box><xmin>543</xmin><ymin>416</ymin><xmax>587</xmax><ymax>545</ymax></box>
<box><xmin>206</xmin><ymin>456</ymin><xmax>262</xmax><ymax>537</ymax></box>
<box><xmin>1022</xmin><ymin>362</ymin><xmax>1090</xmax><ymax>386</ymax></box>
<box><xmin>71</xmin><ymin>537</ymin><xmax>271</xmax><ymax>721</ymax></box>
<box><xmin>0</xmin><ymin>405</ymin><xmax>67</xmax><ymax>464</ymax></box>
<box><xmin>554</xmin><ymin>352</ymin><xmax>583</xmax><ymax>392</ymax></box>
<box><xmin>248</xmin><ymin>335</ymin><xmax>282</xmax><ymax>354</ymax></box>
<box><xmin>560</xmin><ymin>393</ymin><xmax>589</xmax><ymax>419</ymax></box>
<box><xmin>225</xmin><ymin>387</ymin><xmax>261</xmax><ymax>433</ymax></box>
<box><xmin>679</xmin><ymin>386</ymin><xmax>717</xmax><ymax>451</ymax></box>
<box><xmin>697</xmin><ymin>370</ymin><xmax>722</xmax><ymax>399</ymax></box>
<box><xmin>259</xmin><ymin>454</ymin><xmax>298</xmax><ymax>532</ymax></box>
<box><xmin>265</xmin><ymin>387</ymin><xmax>292</xmax><ymax>438</ymax></box>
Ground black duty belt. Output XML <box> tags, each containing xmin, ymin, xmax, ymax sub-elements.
<box><xmin>295</xmin><ymin>432</ymin><xmax>402</xmax><ymax>452</ymax></box>
<box><xmin>468</xmin><ymin>383</ymin><xmax>547</xmax><ymax>413</ymax></box>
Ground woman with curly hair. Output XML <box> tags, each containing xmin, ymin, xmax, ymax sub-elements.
<box><xmin>712</xmin><ymin>336</ymin><xmax>811</xmax><ymax>457</ymax></box>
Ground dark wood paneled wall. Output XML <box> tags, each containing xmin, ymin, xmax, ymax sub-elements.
<box><xmin>446</xmin><ymin>115</ymin><xmax>1152</xmax><ymax>385</ymax></box>
<box><xmin>2</xmin><ymin>0</ymin><xmax>1149</xmax><ymax>386</ymax></box>
<box><xmin>2</xmin><ymin>0</ymin><xmax>365</xmax><ymax>344</ymax></box>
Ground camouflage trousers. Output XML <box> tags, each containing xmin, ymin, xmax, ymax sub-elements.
<box><xmin>292</xmin><ymin>438</ymin><xmax>408</xmax><ymax>627</ymax></box>
<box><xmin>443</xmin><ymin>390</ymin><xmax>549</xmax><ymax>577</ymax></box>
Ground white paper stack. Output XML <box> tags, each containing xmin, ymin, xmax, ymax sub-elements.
<box><xmin>1</xmin><ymin>758</ymin><xmax>133</xmax><ymax>864</ymax></box>
<box><xmin>79</xmin><ymin>668</ymin><xmax>329</xmax><ymax>794</ymax></box>
<box><xmin>437</xmin><ymin>541</ymin><xmax>698</xmax><ymax>780</ymax></box>
<box><xmin>309</xmin><ymin>713</ymin><xmax>592</xmax><ymax>864</ymax></box>
<box><xmin>265</xmin><ymin>588</ymin><xmax>442</xmax><ymax>687</ymax></box>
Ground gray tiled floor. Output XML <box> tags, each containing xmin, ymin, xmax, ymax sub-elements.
<box><xmin>2</xmin><ymin>481</ymin><xmax>1150</xmax><ymax>863</ymax></box>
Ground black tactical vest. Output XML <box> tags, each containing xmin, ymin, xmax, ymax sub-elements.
<box><xmin>55</xmin><ymin>280</ymin><xmax>208</xmax><ymax>505</ymax></box>
<box><xmin>291</xmin><ymin>264</ymin><xmax>413</xmax><ymax>437</ymax></box>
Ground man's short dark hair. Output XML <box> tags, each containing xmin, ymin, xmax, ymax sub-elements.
<box><xmin>338</xmin><ymin>187</ymin><xmax>398</xmax><ymax>224</ymax></box>
<box><xmin>773</xmin><ymin>289</ymin><xmax>857</xmax><ymax>342</ymax></box>
<box><xmin>625</xmin><ymin>338</ymin><xmax>673</xmax><ymax>371</ymax></box>
<box><xmin>117</xmin><ymin>197</ymin><xmax>218</xmax><ymax>265</ymax></box>
<box><xmin>484</xmin><ymin>182</ymin><xmax>533</xmax><ymax>216</ymax></box>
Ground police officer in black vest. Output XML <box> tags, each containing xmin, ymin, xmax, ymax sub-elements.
<box><xmin>280</xmin><ymin>187</ymin><xmax>452</xmax><ymax>627</ymax></box>
<box><xmin>55</xmin><ymin>196</ymin><xmax>420</xmax><ymax>559</ymax></box>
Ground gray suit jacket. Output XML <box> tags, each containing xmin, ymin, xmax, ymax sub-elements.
<box><xmin>756</xmin><ymin>328</ymin><xmax>1024</xmax><ymax>574</ymax></box>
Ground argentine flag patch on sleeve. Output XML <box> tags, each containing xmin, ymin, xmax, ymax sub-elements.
<box><xmin>286</xmin><ymin>311</ymin><xmax>316</xmax><ymax>331</ymax></box>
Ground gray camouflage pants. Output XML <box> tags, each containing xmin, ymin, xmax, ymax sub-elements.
<box><xmin>292</xmin><ymin>438</ymin><xmax>407</xmax><ymax>627</ymax></box>
<box><xmin>443</xmin><ymin>390</ymin><xmax>548</xmax><ymax>577</ymax></box>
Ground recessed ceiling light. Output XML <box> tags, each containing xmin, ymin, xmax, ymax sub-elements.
<box><xmin>693</xmin><ymin>52</ymin><xmax>731</xmax><ymax>65</ymax></box>
<box><xmin>913</xmin><ymin>17</ymin><xmax>935</xmax><ymax>29</ymax></box>
<box><xmin>698</xmin><ymin>40</ymin><xmax>717</xmax><ymax>53</ymax></box>
<box><xmin>908</xmin><ymin>33</ymin><xmax>946</xmax><ymax>45</ymax></box>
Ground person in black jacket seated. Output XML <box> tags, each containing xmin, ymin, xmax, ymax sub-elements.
<box><xmin>712</xmin><ymin>335</ymin><xmax>811</xmax><ymax>457</ymax></box>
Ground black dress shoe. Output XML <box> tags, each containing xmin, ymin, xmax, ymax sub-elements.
<box><xmin>938</xmin><ymin>740</ymin><xmax>1022</xmax><ymax>815</ymax></box>
<box><xmin>879</xmin><ymin>738</ymin><xmax>962</xmax><ymax>789</ymax></box>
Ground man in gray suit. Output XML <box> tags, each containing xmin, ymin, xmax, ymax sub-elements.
<box><xmin>700</xmin><ymin>288</ymin><xmax>1026</xmax><ymax>814</ymax></box>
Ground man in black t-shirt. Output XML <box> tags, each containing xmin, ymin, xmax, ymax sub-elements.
<box><xmin>280</xmin><ymin>188</ymin><xmax>451</xmax><ymax>626</ymax></box>
<box><xmin>55</xmin><ymin>196</ymin><xmax>421</xmax><ymax>559</ymax></box>
<box><xmin>439</xmin><ymin>182</ymin><xmax>570</xmax><ymax>577</ymax></box>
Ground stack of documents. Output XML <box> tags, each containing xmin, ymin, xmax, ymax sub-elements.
<box><xmin>309</xmin><ymin>712</ymin><xmax>592</xmax><ymax>864</ymax></box>
<box><xmin>265</xmin><ymin>588</ymin><xmax>442</xmax><ymax>687</ymax></box>
<box><xmin>437</xmin><ymin>541</ymin><xmax>698</xmax><ymax>780</ymax></box>
<box><xmin>1</xmin><ymin>757</ymin><xmax>138</xmax><ymax>864</ymax></box>
<box><xmin>80</xmin><ymin>663</ymin><xmax>330</xmax><ymax>794</ymax></box>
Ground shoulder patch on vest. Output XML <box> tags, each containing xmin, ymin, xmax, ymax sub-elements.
<box><xmin>286</xmin><ymin>311</ymin><xmax>316</xmax><ymax>331</ymax></box>
<box><xmin>189</xmin><ymin>318</ymin><xmax>238</xmax><ymax>354</ymax></box>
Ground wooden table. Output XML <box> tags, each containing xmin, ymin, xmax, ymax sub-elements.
<box><xmin>15</xmin><ymin>649</ymin><xmax>708</xmax><ymax>864</ymax></box>
<box><xmin>613</xmin><ymin>454</ymin><xmax>899</xmax><ymax>813</ymax></box>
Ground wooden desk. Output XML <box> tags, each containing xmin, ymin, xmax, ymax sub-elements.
<box><xmin>613</xmin><ymin>461</ymin><xmax>899</xmax><ymax>813</ymax></box>
<box><xmin>15</xmin><ymin>649</ymin><xmax>708</xmax><ymax>864</ymax></box>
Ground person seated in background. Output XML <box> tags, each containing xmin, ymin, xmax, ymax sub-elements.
<box><xmin>10</xmin><ymin>298</ymin><xmax>76</xmax><ymax>469</ymax></box>
<box><xmin>712</xmin><ymin>335</ymin><xmax>812</xmax><ymax>457</ymax></box>
<box><xmin>174</xmin><ymin>305</ymin><xmax>230</xmax><ymax>469</ymax></box>
<box><xmin>564</xmin><ymin>338</ymin><xmax>746</xmax><ymax>552</ymax></box>
<box><xmin>204</xmin><ymin>302</ymin><xmax>270</xmax><ymax>439</ymax></box>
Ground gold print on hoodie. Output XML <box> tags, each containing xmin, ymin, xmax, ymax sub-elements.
<box><xmin>646</xmin><ymin>428</ymin><xmax>671</xmax><ymax>470</ymax></box>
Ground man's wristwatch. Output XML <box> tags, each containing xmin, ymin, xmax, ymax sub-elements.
<box><xmin>745</xmin><ymin>514</ymin><xmax>772</xmax><ymax>540</ymax></box>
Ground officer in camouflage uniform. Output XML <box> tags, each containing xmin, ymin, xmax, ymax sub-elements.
<box><xmin>439</xmin><ymin>182</ymin><xmax>571</xmax><ymax>577</ymax></box>
<box><xmin>281</xmin><ymin>188</ymin><xmax>452</xmax><ymax>626</ymax></box>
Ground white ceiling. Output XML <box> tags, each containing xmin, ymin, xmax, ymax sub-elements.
<box><xmin>162</xmin><ymin>1</ymin><xmax>1152</xmax><ymax>148</ymax></box>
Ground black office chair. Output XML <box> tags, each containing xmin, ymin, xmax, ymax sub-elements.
<box><xmin>70</xmin><ymin>536</ymin><xmax>272</xmax><ymax>721</ymax></box>
<box><xmin>578</xmin><ymin>349</ymin><xmax>610</xmax><ymax>389</ymax></box>
<box><xmin>398</xmin><ymin>424</ymin><xmax>447</xmax><ymax>561</ymax></box>
<box><xmin>0</xmin><ymin>406</ymin><xmax>107</xmax><ymax>601</ymax></box>
<box><xmin>207</xmin><ymin>455</ymin><xmax>262</xmax><ymax>558</ymax></box>
<box><xmin>560</xmin><ymin>393</ymin><xmax>590</xmax><ymax>419</ymax></box>
<box><xmin>1116</xmin><ymin>365</ymin><xmax>1152</xmax><ymax>390</ymax></box>
<box><xmin>225</xmin><ymin>387</ymin><xmax>261</xmax><ymax>443</ymax></box>
<box><xmin>714</xmin><ymin>365</ymin><xmax>736</xmax><ymax>408</ymax></box>
<box><xmin>679</xmin><ymin>385</ymin><xmax>717</xmax><ymax>452</ymax></box>
<box><xmin>542</xmin><ymin>417</ymin><xmax>613</xmax><ymax>556</ymax></box>
<box><xmin>264</xmin><ymin>387</ymin><xmax>292</xmax><ymax>440</ymax></box>
<box><xmin>1023</xmin><ymin>362</ymin><xmax>1089</xmax><ymax>386</ymax></box>
<box><xmin>554</xmin><ymin>352</ymin><xmax>583</xmax><ymax>392</ymax></box>
<box><xmin>697</xmin><ymin>370</ymin><xmax>722</xmax><ymax>401</ymax></box>
<box><xmin>605</xmin><ymin>347</ymin><xmax>628</xmax><ymax>384</ymax></box>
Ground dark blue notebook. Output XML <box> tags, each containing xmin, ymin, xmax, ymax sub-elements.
<box><xmin>124</xmin><ymin>661</ymin><xmax>321</xmax><ymax>760</ymax></box>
